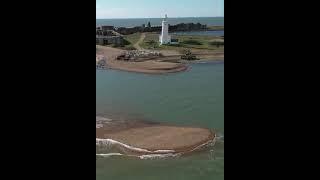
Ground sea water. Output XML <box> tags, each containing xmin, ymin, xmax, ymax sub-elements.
<box><xmin>96</xmin><ymin>62</ymin><xmax>224</xmax><ymax>180</ymax></box>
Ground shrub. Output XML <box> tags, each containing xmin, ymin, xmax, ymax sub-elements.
<box><xmin>181</xmin><ymin>39</ymin><xmax>202</xmax><ymax>45</ymax></box>
<box><xmin>209</xmin><ymin>41</ymin><xmax>224</xmax><ymax>47</ymax></box>
<box><xmin>180</xmin><ymin>49</ymin><xmax>198</xmax><ymax>60</ymax></box>
<box><xmin>124</xmin><ymin>46</ymin><xmax>136</xmax><ymax>50</ymax></box>
<box><xmin>122</xmin><ymin>39</ymin><xmax>131</xmax><ymax>46</ymax></box>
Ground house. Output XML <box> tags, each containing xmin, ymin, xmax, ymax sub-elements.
<box><xmin>96</xmin><ymin>35</ymin><xmax>124</xmax><ymax>46</ymax></box>
<box><xmin>96</xmin><ymin>26</ymin><xmax>124</xmax><ymax>46</ymax></box>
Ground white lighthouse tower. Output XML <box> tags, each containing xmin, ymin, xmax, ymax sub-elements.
<box><xmin>159</xmin><ymin>14</ymin><xmax>171</xmax><ymax>45</ymax></box>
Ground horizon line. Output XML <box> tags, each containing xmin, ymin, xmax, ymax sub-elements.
<box><xmin>96</xmin><ymin>16</ymin><xmax>224</xmax><ymax>20</ymax></box>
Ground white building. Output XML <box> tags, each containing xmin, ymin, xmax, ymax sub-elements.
<box><xmin>159</xmin><ymin>14</ymin><xmax>171</xmax><ymax>45</ymax></box>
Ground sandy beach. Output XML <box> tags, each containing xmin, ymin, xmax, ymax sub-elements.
<box><xmin>96</xmin><ymin>45</ymin><xmax>223</xmax><ymax>74</ymax></box>
<box><xmin>98</xmin><ymin>126</ymin><xmax>214</xmax><ymax>152</ymax></box>
<box><xmin>96</xmin><ymin>117</ymin><xmax>215</xmax><ymax>156</ymax></box>
<box><xmin>107</xmin><ymin>59</ymin><xmax>188</xmax><ymax>74</ymax></box>
<box><xmin>96</xmin><ymin>46</ymin><xmax>188</xmax><ymax>74</ymax></box>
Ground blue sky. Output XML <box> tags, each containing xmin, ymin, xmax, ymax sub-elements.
<box><xmin>96</xmin><ymin>0</ymin><xmax>224</xmax><ymax>19</ymax></box>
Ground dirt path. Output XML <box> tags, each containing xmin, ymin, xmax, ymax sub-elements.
<box><xmin>96</xmin><ymin>45</ymin><xmax>124</xmax><ymax>60</ymax></box>
<box><xmin>133</xmin><ymin>33</ymin><xmax>146</xmax><ymax>50</ymax></box>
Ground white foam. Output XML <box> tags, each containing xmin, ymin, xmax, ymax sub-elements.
<box><xmin>96</xmin><ymin>124</ymin><xmax>103</xmax><ymax>128</ymax></box>
<box><xmin>216</xmin><ymin>134</ymin><xmax>224</xmax><ymax>142</ymax></box>
<box><xmin>96</xmin><ymin>116</ymin><xmax>113</xmax><ymax>128</ymax></box>
<box><xmin>154</xmin><ymin>149</ymin><xmax>175</xmax><ymax>153</ymax></box>
<box><xmin>96</xmin><ymin>116</ymin><xmax>113</xmax><ymax>123</ymax></box>
<box><xmin>96</xmin><ymin>131</ymin><xmax>217</xmax><ymax>160</ymax></box>
<box><xmin>139</xmin><ymin>153</ymin><xmax>180</xmax><ymax>160</ymax></box>
<box><xmin>96</xmin><ymin>153</ymin><xmax>123</xmax><ymax>157</ymax></box>
<box><xmin>96</xmin><ymin>138</ymin><xmax>175</xmax><ymax>154</ymax></box>
<box><xmin>96</xmin><ymin>152</ymin><xmax>179</xmax><ymax>160</ymax></box>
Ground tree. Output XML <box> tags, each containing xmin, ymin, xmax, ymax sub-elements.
<box><xmin>180</xmin><ymin>49</ymin><xmax>197</xmax><ymax>60</ymax></box>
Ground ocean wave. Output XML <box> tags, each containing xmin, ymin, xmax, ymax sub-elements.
<box><xmin>96</xmin><ymin>116</ymin><xmax>113</xmax><ymax>122</ymax></box>
<box><xmin>139</xmin><ymin>153</ymin><xmax>180</xmax><ymax>159</ymax></box>
<box><xmin>215</xmin><ymin>133</ymin><xmax>224</xmax><ymax>142</ymax></box>
<box><xmin>96</xmin><ymin>152</ymin><xmax>180</xmax><ymax>160</ymax></box>
<box><xmin>96</xmin><ymin>153</ymin><xmax>123</xmax><ymax>157</ymax></box>
<box><xmin>96</xmin><ymin>136</ymin><xmax>216</xmax><ymax>160</ymax></box>
<box><xmin>96</xmin><ymin>138</ymin><xmax>175</xmax><ymax>154</ymax></box>
<box><xmin>96</xmin><ymin>116</ymin><xmax>113</xmax><ymax>128</ymax></box>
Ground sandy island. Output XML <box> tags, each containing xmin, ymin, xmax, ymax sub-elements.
<box><xmin>96</xmin><ymin>117</ymin><xmax>215</xmax><ymax>156</ymax></box>
<box><xmin>96</xmin><ymin>45</ymin><xmax>223</xmax><ymax>74</ymax></box>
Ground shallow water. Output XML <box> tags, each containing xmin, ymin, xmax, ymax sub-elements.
<box><xmin>96</xmin><ymin>61</ymin><xmax>224</xmax><ymax>180</ymax></box>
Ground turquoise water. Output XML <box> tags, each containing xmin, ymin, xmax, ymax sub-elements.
<box><xmin>96</xmin><ymin>17</ymin><xmax>224</xmax><ymax>27</ymax></box>
<box><xmin>96</xmin><ymin>62</ymin><xmax>224</xmax><ymax>180</ymax></box>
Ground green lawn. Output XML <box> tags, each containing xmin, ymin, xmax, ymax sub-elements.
<box><xmin>140</xmin><ymin>32</ymin><xmax>224</xmax><ymax>51</ymax></box>
<box><xmin>124</xmin><ymin>33</ymin><xmax>141</xmax><ymax>45</ymax></box>
<box><xmin>121</xmin><ymin>33</ymin><xmax>142</xmax><ymax>50</ymax></box>
<box><xmin>140</xmin><ymin>33</ymin><xmax>160</xmax><ymax>49</ymax></box>
<box><xmin>100</xmin><ymin>33</ymin><xmax>141</xmax><ymax>50</ymax></box>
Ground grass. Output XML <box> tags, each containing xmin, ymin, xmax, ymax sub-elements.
<box><xmin>140</xmin><ymin>32</ymin><xmax>224</xmax><ymax>51</ymax></box>
<box><xmin>121</xmin><ymin>33</ymin><xmax>142</xmax><ymax>50</ymax></box>
<box><xmin>181</xmin><ymin>39</ymin><xmax>203</xmax><ymax>45</ymax></box>
<box><xmin>124</xmin><ymin>33</ymin><xmax>141</xmax><ymax>44</ymax></box>
<box><xmin>209</xmin><ymin>41</ymin><xmax>224</xmax><ymax>46</ymax></box>
<box><xmin>140</xmin><ymin>33</ymin><xmax>160</xmax><ymax>49</ymax></box>
<box><xmin>101</xmin><ymin>33</ymin><xmax>140</xmax><ymax>50</ymax></box>
<box><xmin>121</xmin><ymin>32</ymin><xmax>224</xmax><ymax>52</ymax></box>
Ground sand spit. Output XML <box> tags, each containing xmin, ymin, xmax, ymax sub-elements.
<box><xmin>96</xmin><ymin>116</ymin><xmax>216</xmax><ymax>158</ymax></box>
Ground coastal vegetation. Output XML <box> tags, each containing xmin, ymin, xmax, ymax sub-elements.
<box><xmin>111</xmin><ymin>38</ymin><xmax>131</xmax><ymax>48</ymax></box>
<box><xmin>139</xmin><ymin>32</ymin><xmax>224</xmax><ymax>51</ymax></box>
<box><xmin>97</xmin><ymin>31</ymin><xmax>224</xmax><ymax>68</ymax></box>
<box><xmin>115</xmin><ymin>22</ymin><xmax>208</xmax><ymax>35</ymax></box>
<box><xmin>180</xmin><ymin>49</ymin><xmax>198</xmax><ymax>60</ymax></box>
<box><xmin>118</xmin><ymin>33</ymin><xmax>143</xmax><ymax>50</ymax></box>
<box><xmin>209</xmin><ymin>41</ymin><xmax>224</xmax><ymax>47</ymax></box>
<box><xmin>145</xmin><ymin>40</ymin><xmax>158</xmax><ymax>49</ymax></box>
<box><xmin>124</xmin><ymin>33</ymin><xmax>141</xmax><ymax>45</ymax></box>
<box><xmin>181</xmin><ymin>39</ymin><xmax>203</xmax><ymax>45</ymax></box>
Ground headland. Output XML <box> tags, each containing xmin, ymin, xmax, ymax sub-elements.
<box><xmin>96</xmin><ymin>19</ymin><xmax>223</xmax><ymax>74</ymax></box>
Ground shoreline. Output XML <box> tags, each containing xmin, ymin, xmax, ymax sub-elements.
<box><xmin>107</xmin><ymin>60</ymin><xmax>189</xmax><ymax>74</ymax></box>
<box><xmin>96</xmin><ymin>46</ymin><xmax>223</xmax><ymax>74</ymax></box>
<box><xmin>96</xmin><ymin>135</ymin><xmax>215</xmax><ymax>159</ymax></box>
<box><xmin>96</xmin><ymin>117</ymin><xmax>216</xmax><ymax>157</ymax></box>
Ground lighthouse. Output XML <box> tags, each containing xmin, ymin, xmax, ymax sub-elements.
<box><xmin>159</xmin><ymin>14</ymin><xmax>171</xmax><ymax>45</ymax></box>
